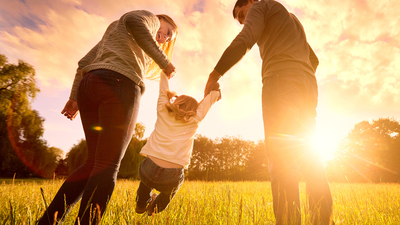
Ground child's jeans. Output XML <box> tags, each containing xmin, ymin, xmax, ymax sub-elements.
<box><xmin>136</xmin><ymin>157</ymin><xmax>185</xmax><ymax>213</ymax></box>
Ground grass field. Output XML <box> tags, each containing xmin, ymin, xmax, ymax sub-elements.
<box><xmin>1</xmin><ymin>179</ymin><xmax>400</xmax><ymax>224</ymax></box>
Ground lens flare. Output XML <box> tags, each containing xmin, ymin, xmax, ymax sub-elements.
<box><xmin>7</xmin><ymin>94</ymin><xmax>49</xmax><ymax>178</ymax></box>
<box><xmin>92</xmin><ymin>126</ymin><xmax>103</xmax><ymax>131</ymax></box>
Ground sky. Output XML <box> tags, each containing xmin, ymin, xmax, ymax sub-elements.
<box><xmin>0</xmin><ymin>0</ymin><xmax>399</xmax><ymax>159</ymax></box>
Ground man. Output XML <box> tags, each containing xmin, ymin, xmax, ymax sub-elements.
<box><xmin>204</xmin><ymin>0</ymin><xmax>334</xmax><ymax>224</ymax></box>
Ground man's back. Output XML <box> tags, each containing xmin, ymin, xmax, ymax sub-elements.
<box><xmin>243</xmin><ymin>0</ymin><xmax>315</xmax><ymax>77</ymax></box>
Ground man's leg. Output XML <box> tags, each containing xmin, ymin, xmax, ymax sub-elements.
<box><xmin>265</xmin><ymin>137</ymin><xmax>302</xmax><ymax>225</ymax></box>
<box><xmin>262</xmin><ymin>74</ymin><xmax>307</xmax><ymax>224</ymax></box>
<box><xmin>297</xmin><ymin>75</ymin><xmax>334</xmax><ymax>225</ymax></box>
<box><xmin>296</xmin><ymin>147</ymin><xmax>334</xmax><ymax>225</ymax></box>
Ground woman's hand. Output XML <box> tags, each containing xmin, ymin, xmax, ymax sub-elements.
<box><xmin>162</xmin><ymin>62</ymin><xmax>176</xmax><ymax>79</ymax></box>
<box><xmin>61</xmin><ymin>99</ymin><xmax>79</xmax><ymax>121</ymax></box>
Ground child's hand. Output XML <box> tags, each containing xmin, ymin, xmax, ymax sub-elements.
<box><xmin>212</xmin><ymin>82</ymin><xmax>220</xmax><ymax>91</ymax></box>
<box><xmin>163</xmin><ymin>62</ymin><xmax>176</xmax><ymax>79</ymax></box>
<box><xmin>213</xmin><ymin>82</ymin><xmax>222</xmax><ymax>101</ymax></box>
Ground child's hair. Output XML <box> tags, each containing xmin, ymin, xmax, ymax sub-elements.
<box><xmin>165</xmin><ymin>90</ymin><xmax>198</xmax><ymax>122</ymax></box>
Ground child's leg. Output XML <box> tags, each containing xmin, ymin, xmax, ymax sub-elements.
<box><xmin>139</xmin><ymin>157</ymin><xmax>185</xmax><ymax>215</ymax></box>
<box><xmin>148</xmin><ymin>186</ymin><xmax>180</xmax><ymax>214</ymax></box>
<box><xmin>136</xmin><ymin>181</ymin><xmax>153</xmax><ymax>209</ymax></box>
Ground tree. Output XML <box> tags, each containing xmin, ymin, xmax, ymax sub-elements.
<box><xmin>0</xmin><ymin>54</ymin><xmax>61</xmax><ymax>178</ymax></box>
<box><xmin>188</xmin><ymin>135</ymin><xmax>269</xmax><ymax>181</ymax></box>
<box><xmin>66</xmin><ymin>139</ymin><xmax>88</xmax><ymax>174</ymax></box>
<box><xmin>212</xmin><ymin>136</ymin><xmax>253</xmax><ymax>180</ymax></box>
<box><xmin>54</xmin><ymin>158</ymin><xmax>69</xmax><ymax>178</ymax></box>
<box><xmin>245</xmin><ymin>140</ymin><xmax>270</xmax><ymax>181</ymax></box>
<box><xmin>187</xmin><ymin>135</ymin><xmax>215</xmax><ymax>180</ymax></box>
<box><xmin>332</xmin><ymin>118</ymin><xmax>400</xmax><ymax>182</ymax></box>
<box><xmin>118</xmin><ymin>123</ymin><xmax>147</xmax><ymax>178</ymax></box>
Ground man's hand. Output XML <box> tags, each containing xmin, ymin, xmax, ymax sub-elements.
<box><xmin>204</xmin><ymin>70</ymin><xmax>222</xmax><ymax>97</ymax></box>
<box><xmin>61</xmin><ymin>99</ymin><xmax>79</xmax><ymax>121</ymax></box>
<box><xmin>162</xmin><ymin>62</ymin><xmax>176</xmax><ymax>79</ymax></box>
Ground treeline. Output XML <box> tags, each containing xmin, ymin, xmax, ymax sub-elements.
<box><xmin>60</xmin><ymin>133</ymin><xmax>270</xmax><ymax>181</ymax></box>
<box><xmin>60</xmin><ymin>117</ymin><xmax>400</xmax><ymax>183</ymax></box>
<box><xmin>326</xmin><ymin>118</ymin><xmax>400</xmax><ymax>183</ymax></box>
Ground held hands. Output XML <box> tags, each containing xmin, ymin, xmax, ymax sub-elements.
<box><xmin>213</xmin><ymin>82</ymin><xmax>222</xmax><ymax>101</ymax></box>
<box><xmin>61</xmin><ymin>99</ymin><xmax>79</xmax><ymax>121</ymax></box>
<box><xmin>204</xmin><ymin>70</ymin><xmax>222</xmax><ymax>99</ymax></box>
<box><xmin>162</xmin><ymin>62</ymin><xmax>176</xmax><ymax>79</ymax></box>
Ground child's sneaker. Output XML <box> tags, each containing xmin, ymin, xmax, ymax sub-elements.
<box><xmin>147</xmin><ymin>193</ymin><xmax>158</xmax><ymax>216</ymax></box>
<box><xmin>135</xmin><ymin>205</ymin><xmax>147</xmax><ymax>214</ymax></box>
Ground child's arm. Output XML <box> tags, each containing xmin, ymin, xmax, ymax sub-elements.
<box><xmin>157</xmin><ymin>72</ymin><xmax>170</xmax><ymax>111</ymax></box>
<box><xmin>196</xmin><ymin>82</ymin><xmax>221</xmax><ymax>121</ymax></box>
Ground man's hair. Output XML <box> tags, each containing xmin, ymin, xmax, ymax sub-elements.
<box><xmin>165</xmin><ymin>90</ymin><xmax>199</xmax><ymax>122</ymax></box>
<box><xmin>233</xmin><ymin>0</ymin><xmax>260</xmax><ymax>18</ymax></box>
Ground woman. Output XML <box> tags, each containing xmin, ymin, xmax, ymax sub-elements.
<box><xmin>38</xmin><ymin>10</ymin><xmax>178</xmax><ymax>225</ymax></box>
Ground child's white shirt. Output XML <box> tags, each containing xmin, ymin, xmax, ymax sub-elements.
<box><xmin>140</xmin><ymin>72</ymin><xmax>220</xmax><ymax>169</ymax></box>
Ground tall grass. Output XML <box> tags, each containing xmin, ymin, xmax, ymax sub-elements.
<box><xmin>1</xmin><ymin>179</ymin><xmax>399</xmax><ymax>224</ymax></box>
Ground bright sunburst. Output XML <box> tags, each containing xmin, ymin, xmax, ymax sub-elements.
<box><xmin>311</xmin><ymin>131</ymin><xmax>340</xmax><ymax>161</ymax></box>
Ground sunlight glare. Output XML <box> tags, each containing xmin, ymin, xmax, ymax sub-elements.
<box><xmin>311</xmin><ymin>132</ymin><xmax>339</xmax><ymax>161</ymax></box>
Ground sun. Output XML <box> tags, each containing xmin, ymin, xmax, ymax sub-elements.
<box><xmin>311</xmin><ymin>131</ymin><xmax>340</xmax><ymax>161</ymax></box>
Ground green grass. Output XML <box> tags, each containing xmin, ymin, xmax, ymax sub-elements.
<box><xmin>1</xmin><ymin>179</ymin><xmax>400</xmax><ymax>224</ymax></box>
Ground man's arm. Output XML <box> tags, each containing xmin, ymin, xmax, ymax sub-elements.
<box><xmin>204</xmin><ymin>2</ymin><xmax>266</xmax><ymax>97</ymax></box>
<box><xmin>204</xmin><ymin>70</ymin><xmax>222</xmax><ymax>98</ymax></box>
<box><xmin>308</xmin><ymin>44</ymin><xmax>319</xmax><ymax>71</ymax></box>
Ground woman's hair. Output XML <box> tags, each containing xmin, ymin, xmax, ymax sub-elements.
<box><xmin>145</xmin><ymin>14</ymin><xmax>178</xmax><ymax>80</ymax></box>
<box><xmin>165</xmin><ymin>90</ymin><xmax>199</xmax><ymax>122</ymax></box>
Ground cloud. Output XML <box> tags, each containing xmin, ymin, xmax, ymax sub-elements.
<box><xmin>0</xmin><ymin>0</ymin><xmax>109</xmax><ymax>90</ymax></box>
<box><xmin>282</xmin><ymin>0</ymin><xmax>400</xmax><ymax>111</ymax></box>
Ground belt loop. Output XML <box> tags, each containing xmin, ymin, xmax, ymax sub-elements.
<box><xmin>155</xmin><ymin>168</ymin><xmax>164</xmax><ymax>178</ymax></box>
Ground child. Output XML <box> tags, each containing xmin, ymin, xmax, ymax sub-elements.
<box><xmin>135</xmin><ymin>71</ymin><xmax>221</xmax><ymax>215</ymax></box>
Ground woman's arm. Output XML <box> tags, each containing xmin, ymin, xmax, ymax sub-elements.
<box><xmin>121</xmin><ymin>10</ymin><xmax>170</xmax><ymax>70</ymax></box>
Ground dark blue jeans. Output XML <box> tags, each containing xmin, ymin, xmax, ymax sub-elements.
<box><xmin>38</xmin><ymin>69</ymin><xmax>141</xmax><ymax>225</ymax></box>
<box><xmin>136</xmin><ymin>157</ymin><xmax>185</xmax><ymax>214</ymax></box>
<box><xmin>262</xmin><ymin>73</ymin><xmax>333</xmax><ymax>225</ymax></box>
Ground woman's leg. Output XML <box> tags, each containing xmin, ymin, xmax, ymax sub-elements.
<box><xmin>36</xmin><ymin>164</ymin><xmax>94</xmax><ymax>225</ymax></box>
<box><xmin>37</xmin><ymin>74</ymin><xmax>100</xmax><ymax>225</ymax></box>
<box><xmin>75</xmin><ymin>70</ymin><xmax>141</xmax><ymax>225</ymax></box>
